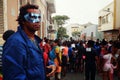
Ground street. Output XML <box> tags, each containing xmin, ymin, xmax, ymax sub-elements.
<box><xmin>64</xmin><ymin>72</ymin><xmax>120</xmax><ymax>80</ymax></box>
<box><xmin>51</xmin><ymin>72</ymin><xmax>102</xmax><ymax>80</ymax></box>
<box><xmin>61</xmin><ymin>72</ymin><xmax>102</xmax><ymax>80</ymax></box>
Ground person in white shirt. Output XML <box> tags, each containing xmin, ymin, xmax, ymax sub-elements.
<box><xmin>102</xmin><ymin>47</ymin><xmax>117</xmax><ymax>80</ymax></box>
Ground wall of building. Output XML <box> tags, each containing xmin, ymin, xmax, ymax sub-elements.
<box><xmin>7</xmin><ymin>0</ymin><xmax>19</xmax><ymax>31</ymax></box>
<box><xmin>66</xmin><ymin>24</ymin><xmax>81</xmax><ymax>39</ymax></box>
<box><xmin>0</xmin><ymin>0</ymin><xmax>55</xmax><ymax>45</ymax></box>
<box><xmin>0</xmin><ymin>0</ymin><xmax>19</xmax><ymax>45</ymax></box>
<box><xmin>71</xmin><ymin>27</ymin><xmax>80</xmax><ymax>32</ymax></box>
<box><xmin>98</xmin><ymin>0</ymin><xmax>120</xmax><ymax>41</ymax></box>
<box><xmin>0</xmin><ymin>0</ymin><xmax>4</xmax><ymax>45</ymax></box>
<box><xmin>0</xmin><ymin>0</ymin><xmax>4</xmax><ymax>34</ymax></box>
<box><xmin>81</xmin><ymin>24</ymin><xmax>98</xmax><ymax>40</ymax></box>
<box><xmin>99</xmin><ymin>2</ymin><xmax>114</xmax><ymax>31</ymax></box>
<box><xmin>115</xmin><ymin>0</ymin><xmax>120</xmax><ymax>29</ymax></box>
<box><xmin>39</xmin><ymin>0</ymin><xmax>47</xmax><ymax>38</ymax></box>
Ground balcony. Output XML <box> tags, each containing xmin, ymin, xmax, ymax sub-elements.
<box><xmin>46</xmin><ymin>0</ymin><xmax>55</xmax><ymax>13</ymax></box>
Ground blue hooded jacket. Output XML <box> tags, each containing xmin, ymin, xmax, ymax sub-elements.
<box><xmin>2</xmin><ymin>26</ymin><xmax>47</xmax><ymax>80</ymax></box>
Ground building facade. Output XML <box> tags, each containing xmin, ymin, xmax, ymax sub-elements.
<box><xmin>0</xmin><ymin>0</ymin><xmax>55</xmax><ymax>45</ymax></box>
<box><xmin>0</xmin><ymin>0</ymin><xmax>19</xmax><ymax>45</ymax></box>
<box><xmin>65</xmin><ymin>24</ymin><xmax>85</xmax><ymax>40</ymax></box>
<box><xmin>80</xmin><ymin>22</ymin><xmax>102</xmax><ymax>41</ymax></box>
<box><xmin>98</xmin><ymin>0</ymin><xmax>120</xmax><ymax>41</ymax></box>
<box><xmin>46</xmin><ymin>0</ymin><xmax>56</xmax><ymax>40</ymax></box>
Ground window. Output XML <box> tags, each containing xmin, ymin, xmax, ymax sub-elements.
<box><xmin>31</xmin><ymin>0</ymin><xmax>35</xmax><ymax>3</ymax></box>
<box><xmin>102</xmin><ymin>17</ymin><xmax>106</xmax><ymax>24</ymax></box>
<box><xmin>19</xmin><ymin>0</ymin><xmax>23</xmax><ymax>6</ymax></box>
<box><xmin>107</xmin><ymin>14</ymin><xmax>111</xmax><ymax>23</ymax></box>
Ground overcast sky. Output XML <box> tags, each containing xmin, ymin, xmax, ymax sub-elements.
<box><xmin>52</xmin><ymin>0</ymin><xmax>113</xmax><ymax>25</ymax></box>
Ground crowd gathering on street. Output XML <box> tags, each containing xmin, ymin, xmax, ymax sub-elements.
<box><xmin>1</xmin><ymin>3</ymin><xmax>120</xmax><ymax>80</ymax></box>
<box><xmin>39</xmin><ymin>37</ymin><xmax>120</xmax><ymax>80</ymax></box>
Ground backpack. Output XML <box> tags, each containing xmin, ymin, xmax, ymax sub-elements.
<box><xmin>49</xmin><ymin>47</ymin><xmax>56</xmax><ymax>61</ymax></box>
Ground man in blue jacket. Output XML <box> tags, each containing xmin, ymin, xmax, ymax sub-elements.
<box><xmin>2</xmin><ymin>3</ymin><xmax>56</xmax><ymax>80</ymax></box>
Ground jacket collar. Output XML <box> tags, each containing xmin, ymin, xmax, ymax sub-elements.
<box><xmin>17</xmin><ymin>26</ymin><xmax>43</xmax><ymax>53</ymax></box>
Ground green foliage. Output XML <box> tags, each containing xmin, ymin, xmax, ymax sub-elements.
<box><xmin>57</xmin><ymin>27</ymin><xmax>67</xmax><ymax>39</ymax></box>
<box><xmin>52</xmin><ymin>15</ymin><xmax>69</xmax><ymax>39</ymax></box>
<box><xmin>72</xmin><ymin>31</ymin><xmax>80</xmax><ymax>37</ymax></box>
<box><xmin>52</xmin><ymin>15</ymin><xmax>69</xmax><ymax>27</ymax></box>
<box><xmin>63</xmin><ymin>34</ymin><xmax>69</xmax><ymax>38</ymax></box>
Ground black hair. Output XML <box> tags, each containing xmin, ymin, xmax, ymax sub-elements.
<box><xmin>2</xmin><ymin>30</ymin><xmax>15</xmax><ymax>41</ymax></box>
<box><xmin>45</xmin><ymin>39</ymin><xmax>49</xmax><ymax>43</ymax></box>
<box><xmin>54</xmin><ymin>39</ymin><xmax>59</xmax><ymax>44</ymax></box>
<box><xmin>87</xmin><ymin>40</ymin><xmax>94</xmax><ymax>47</ymax></box>
<box><xmin>112</xmin><ymin>41</ymin><xmax>120</xmax><ymax>49</ymax></box>
<box><xmin>16</xmin><ymin>3</ymin><xmax>39</xmax><ymax>26</ymax></box>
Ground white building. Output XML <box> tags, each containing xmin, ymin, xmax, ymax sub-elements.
<box><xmin>81</xmin><ymin>22</ymin><xmax>102</xmax><ymax>41</ymax></box>
<box><xmin>65</xmin><ymin>23</ymin><xmax>84</xmax><ymax>40</ymax></box>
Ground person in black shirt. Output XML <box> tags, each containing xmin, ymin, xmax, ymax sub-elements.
<box><xmin>84</xmin><ymin>40</ymin><xmax>99</xmax><ymax>80</ymax></box>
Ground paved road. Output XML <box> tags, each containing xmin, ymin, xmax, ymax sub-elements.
<box><xmin>60</xmin><ymin>72</ymin><xmax>118</xmax><ymax>80</ymax></box>
<box><xmin>61</xmin><ymin>72</ymin><xmax>102</xmax><ymax>80</ymax></box>
<box><xmin>50</xmin><ymin>72</ymin><xmax>102</xmax><ymax>80</ymax></box>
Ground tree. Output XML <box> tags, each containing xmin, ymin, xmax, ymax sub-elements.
<box><xmin>52</xmin><ymin>15</ymin><xmax>69</xmax><ymax>27</ymax></box>
<box><xmin>63</xmin><ymin>34</ymin><xmax>69</xmax><ymax>38</ymax></box>
<box><xmin>57</xmin><ymin>27</ymin><xmax>67</xmax><ymax>39</ymax></box>
<box><xmin>52</xmin><ymin>15</ymin><xmax>69</xmax><ymax>39</ymax></box>
<box><xmin>72</xmin><ymin>31</ymin><xmax>81</xmax><ymax>38</ymax></box>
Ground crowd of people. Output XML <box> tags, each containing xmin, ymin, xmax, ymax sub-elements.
<box><xmin>42</xmin><ymin>38</ymin><xmax>120</xmax><ymax>80</ymax></box>
<box><xmin>31</xmin><ymin>37</ymin><xmax>120</xmax><ymax>80</ymax></box>
<box><xmin>1</xmin><ymin>3</ymin><xmax>120</xmax><ymax>80</ymax></box>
